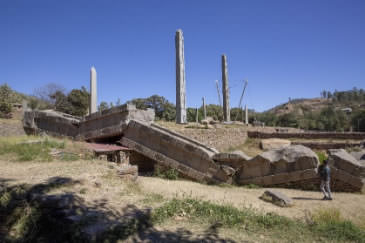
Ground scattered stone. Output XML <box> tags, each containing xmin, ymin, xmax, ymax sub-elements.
<box><xmin>213</xmin><ymin>150</ymin><xmax>251</xmax><ymax>169</ymax></box>
<box><xmin>117</xmin><ymin>164</ymin><xmax>138</xmax><ymax>180</ymax></box>
<box><xmin>220</xmin><ymin>165</ymin><xmax>236</xmax><ymax>176</ymax></box>
<box><xmin>94</xmin><ymin>182</ymin><xmax>101</xmax><ymax>188</ymax></box>
<box><xmin>260</xmin><ymin>138</ymin><xmax>291</xmax><ymax>150</ymax></box>
<box><xmin>201</xmin><ymin>117</ymin><xmax>214</xmax><ymax>125</ymax></box>
<box><xmin>17</xmin><ymin>139</ymin><xmax>43</xmax><ymax>145</ymax></box>
<box><xmin>259</xmin><ymin>190</ymin><xmax>294</xmax><ymax>207</ymax></box>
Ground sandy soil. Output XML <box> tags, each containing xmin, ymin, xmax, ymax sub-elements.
<box><xmin>1</xmin><ymin>159</ymin><xmax>364</xmax><ymax>226</ymax></box>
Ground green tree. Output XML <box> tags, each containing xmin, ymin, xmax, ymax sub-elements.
<box><xmin>205</xmin><ymin>104</ymin><xmax>223</xmax><ymax>121</ymax></box>
<box><xmin>351</xmin><ymin>110</ymin><xmax>365</xmax><ymax>132</ymax></box>
<box><xmin>277</xmin><ymin>113</ymin><xmax>298</xmax><ymax>127</ymax></box>
<box><xmin>0</xmin><ymin>84</ymin><xmax>13</xmax><ymax>118</ymax></box>
<box><xmin>127</xmin><ymin>95</ymin><xmax>176</xmax><ymax>121</ymax></box>
<box><xmin>51</xmin><ymin>91</ymin><xmax>70</xmax><ymax>114</ymax></box>
<box><xmin>98</xmin><ymin>101</ymin><xmax>109</xmax><ymax>111</ymax></box>
<box><xmin>66</xmin><ymin>86</ymin><xmax>89</xmax><ymax>116</ymax></box>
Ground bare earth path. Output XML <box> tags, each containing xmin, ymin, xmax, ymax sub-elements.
<box><xmin>1</xmin><ymin>159</ymin><xmax>364</xmax><ymax>226</ymax></box>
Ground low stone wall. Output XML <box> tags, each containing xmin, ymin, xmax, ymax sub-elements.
<box><xmin>248</xmin><ymin>131</ymin><xmax>365</xmax><ymax>140</ymax></box>
<box><xmin>165</xmin><ymin>126</ymin><xmax>248</xmax><ymax>152</ymax></box>
<box><xmin>292</xmin><ymin>142</ymin><xmax>361</xmax><ymax>150</ymax></box>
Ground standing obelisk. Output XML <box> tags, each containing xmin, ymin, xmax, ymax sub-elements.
<box><xmin>222</xmin><ymin>55</ymin><xmax>230</xmax><ymax>122</ymax></box>
<box><xmin>175</xmin><ymin>29</ymin><xmax>187</xmax><ymax>124</ymax></box>
<box><xmin>202</xmin><ymin>97</ymin><xmax>207</xmax><ymax>120</ymax></box>
<box><xmin>90</xmin><ymin>66</ymin><xmax>97</xmax><ymax>114</ymax></box>
<box><xmin>245</xmin><ymin>105</ymin><xmax>248</xmax><ymax>125</ymax></box>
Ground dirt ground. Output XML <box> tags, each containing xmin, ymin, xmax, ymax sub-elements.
<box><xmin>1</xmin><ymin>158</ymin><xmax>364</xmax><ymax>227</ymax></box>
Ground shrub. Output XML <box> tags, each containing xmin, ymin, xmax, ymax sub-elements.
<box><xmin>316</xmin><ymin>151</ymin><xmax>327</xmax><ymax>164</ymax></box>
<box><xmin>154</xmin><ymin>167</ymin><xmax>179</xmax><ymax>180</ymax></box>
<box><xmin>0</xmin><ymin>102</ymin><xmax>12</xmax><ymax>118</ymax></box>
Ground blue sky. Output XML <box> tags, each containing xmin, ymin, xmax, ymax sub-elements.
<box><xmin>1</xmin><ymin>0</ymin><xmax>364</xmax><ymax>111</ymax></box>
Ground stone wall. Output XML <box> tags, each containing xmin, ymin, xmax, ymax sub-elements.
<box><xmin>248</xmin><ymin>131</ymin><xmax>365</xmax><ymax>140</ymax></box>
<box><xmin>291</xmin><ymin>141</ymin><xmax>362</xmax><ymax>150</ymax></box>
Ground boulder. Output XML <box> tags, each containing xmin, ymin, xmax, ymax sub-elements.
<box><xmin>213</xmin><ymin>150</ymin><xmax>251</xmax><ymax>169</ymax></box>
<box><xmin>201</xmin><ymin>117</ymin><xmax>214</xmax><ymax>125</ymax></box>
<box><xmin>259</xmin><ymin>190</ymin><xmax>294</xmax><ymax>207</ymax></box>
<box><xmin>238</xmin><ymin>145</ymin><xmax>319</xmax><ymax>180</ymax></box>
<box><xmin>260</xmin><ymin>138</ymin><xmax>291</xmax><ymax>150</ymax></box>
<box><xmin>220</xmin><ymin>165</ymin><xmax>236</xmax><ymax>176</ymax></box>
<box><xmin>328</xmin><ymin>149</ymin><xmax>365</xmax><ymax>177</ymax></box>
<box><xmin>116</xmin><ymin>164</ymin><xmax>138</xmax><ymax>180</ymax></box>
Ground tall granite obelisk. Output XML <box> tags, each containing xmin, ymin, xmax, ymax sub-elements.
<box><xmin>221</xmin><ymin>55</ymin><xmax>230</xmax><ymax>122</ymax></box>
<box><xmin>90</xmin><ymin>66</ymin><xmax>97</xmax><ymax>114</ymax></box>
<box><xmin>175</xmin><ymin>29</ymin><xmax>187</xmax><ymax>124</ymax></box>
<box><xmin>202</xmin><ymin>97</ymin><xmax>207</xmax><ymax>120</ymax></box>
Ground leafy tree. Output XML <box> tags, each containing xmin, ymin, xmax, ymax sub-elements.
<box><xmin>127</xmin><ymin>95</ymin><xmax>176</xmax><ymax>121</ymax></box>
<box><xmin>66</xmin><ymin>86</ymin><xmax>89</xmax><ymax>116</ymax></box>
<box><xmin>205</xmin><ymin>104</ymin><xmax>223</xmax><ymax>121</ymax></box>
<box><xmin>277</xmin><ymin>113</ymin><xmax>298</xmax><ymax>127</ymax></box>
<box><xmin>187</xmin><ymin>107</ymin><xmax>200</xmax><ymax>122</ymax></box>
<box><xmin>230</xmin><ymin>108</ymin><xmax>244</xmax><ymax>121</ymax></box>
<box><xmin>98</xmin><ymin>101</ymin><xmax>109</xmax><ymax>111</ymax></box>
<box><xmin>0</xmin><ymin>84</ymin><xmax>13</xmax><ymax>118</ymax></box>
<box><xmin>51</xmin><ymin>91</ymin><xmax>70</xmax><ymax>113</ymax></box>
<box><xmin>351</xmin><ymin>110</ymin><xmax>365</xmax><ymax>132</ymax></box>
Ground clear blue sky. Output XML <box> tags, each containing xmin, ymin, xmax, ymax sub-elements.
<box><xmin>1</xmin><ymin>0</ymin><xmax>364</xmax><ymax>111</ymax></box>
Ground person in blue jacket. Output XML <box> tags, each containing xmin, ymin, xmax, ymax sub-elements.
<box><xmin>318</xmin><ymin>159</ymin><xmax>332</xmax><ymax>200</ymax></box>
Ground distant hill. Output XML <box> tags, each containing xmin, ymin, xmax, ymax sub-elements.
<box><xmin>254</xmin><ymin>88</ymin><xmax>365</xmax><ymax>132</ymax></box>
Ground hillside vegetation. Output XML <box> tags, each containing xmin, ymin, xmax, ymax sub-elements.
<box><xmin>254</xmin><ymin>88</ymin><xmax>365</xmax><ymax>132</ymax></box>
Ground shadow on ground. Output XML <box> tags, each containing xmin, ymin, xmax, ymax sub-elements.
<box><xmin>0</xmin><ymin>177</ymin><xmax>236</xmax><ymax>243</ymax></box>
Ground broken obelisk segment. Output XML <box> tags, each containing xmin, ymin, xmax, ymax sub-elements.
<box><xmin>90</xmin><ymin>66</ymin><xmax>97</xmax><ymax>114</ymax></box>
<box><xmin>175</xmin><ymin>29</ymin><xmax>187</xmax><ymax>124</ymax></box>
<box><xmin>222</xmin><ymin>55</ymin><xmax>230</xmax><ymax>122</ymax></box>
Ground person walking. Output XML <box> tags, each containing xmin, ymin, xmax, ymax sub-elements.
<box><xmin>319</xmin><ymin>159</ymin><xmax>332</xmax><ymax>200</ymax></box>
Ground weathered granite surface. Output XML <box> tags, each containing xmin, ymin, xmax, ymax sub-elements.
<box><xmin>23</xmin><ymin>104</ymin><xmax>155</xmax><ymax>141</ymax></box>
<box><xmin>120</xmin><ymin>120</ymin><xmax>232</xmax><ymax>183</ymax></box>
<box><xmin>237</xmin><ymin>145</ymin><xmax>319</xmax><ymax>183</ymax></box>
<box><xmin>260</xmin><ymin>138</ymin><xmax>291</xmax><ymax>150</ymax></box>
<box><xmin>213</xmin><ymin>150</ymin><xmax>251</xmax><ymax>169</ymax></box>
<box><xmin>260</xmin><ymin>190</ymin><xmax>294</xmax><ymax>207</ymax></box>
<box><xmin>23</xmin><ymin>109</ymin><xmax>80</xmax><ymax>138</ymax></box>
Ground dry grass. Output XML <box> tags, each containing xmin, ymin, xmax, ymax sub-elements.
<box><xmin>1</xmin><ymin>134</ymin><xmax>365</xmax><ymax>241</ymax></box>
<box><xmin>139</xmin><ymin>177</ymin><xmax>365</xmax><ymax>227</ymax></box>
